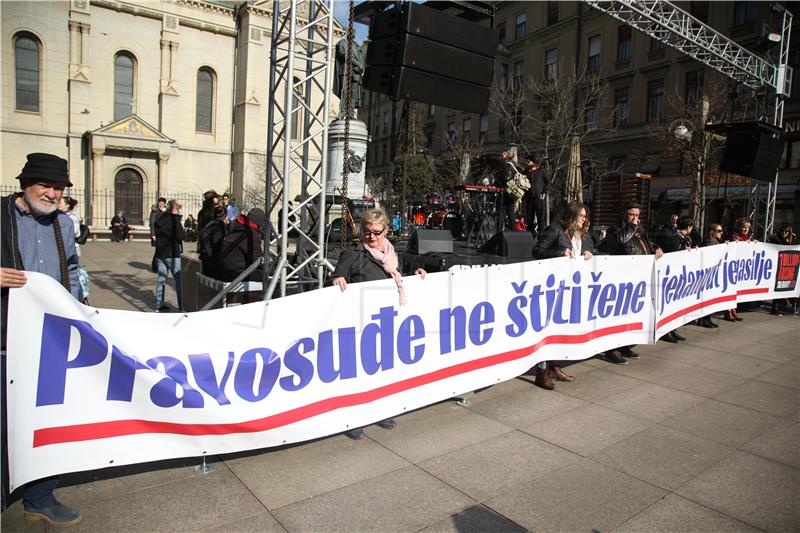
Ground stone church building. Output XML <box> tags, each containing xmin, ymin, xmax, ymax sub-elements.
<box><xmin>2</xmin><ymin>0</ymin><xmax>337</xmax><ymax>226</ymax></box>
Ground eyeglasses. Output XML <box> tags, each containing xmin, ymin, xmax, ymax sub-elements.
<box><xmin>362</xmin><ymin>228</ymin><xmax>386</xmax><ymax>237</ymax></box>
<box><xmin>713</xmin><ymin>229</ymin><xmax>723</xmax><ymax>233</ymax></box>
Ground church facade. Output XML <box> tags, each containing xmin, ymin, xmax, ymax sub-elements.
<box><xmin>2</xmin><ymin>0</ymin><xmax>337</xmax><ymax>226</ymax></box>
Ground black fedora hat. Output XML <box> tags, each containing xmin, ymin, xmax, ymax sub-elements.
<box><xmin>16</xmin><ymin>153</ymin><xmax>72</xmax><ymax>187</ymax></box>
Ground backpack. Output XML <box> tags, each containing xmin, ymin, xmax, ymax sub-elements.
<box><xmin>77</xmin><ymin>224</ymin><xmax>91</xmax><ymax>245</ymax></box>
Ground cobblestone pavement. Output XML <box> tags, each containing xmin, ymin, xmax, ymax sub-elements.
<box><xmin>2</xmin><ymin>242</ymin><xmax>798</xmax><ymax>532</ymax></box>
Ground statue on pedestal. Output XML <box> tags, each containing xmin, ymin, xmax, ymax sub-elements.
<box><xmin>333</xmin><ymin>38</ymin><xmax>365</xmax><ymax>119</ymax></box>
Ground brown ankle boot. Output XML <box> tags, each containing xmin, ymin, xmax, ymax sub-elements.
<box><xmin>535</xmin><ymin>366</ymin><xmax>555</xmax><ymax>390</ymax></box>
<box><xmin>553</xmin><ymin>366</ymin><xmax>574</xmax><ymax>382</ymax></box>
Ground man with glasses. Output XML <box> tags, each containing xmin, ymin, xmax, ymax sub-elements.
<box><xmin>0</xmin><ymin>153</ymin><xmax>82</xmax><ymax>526</ymax></box>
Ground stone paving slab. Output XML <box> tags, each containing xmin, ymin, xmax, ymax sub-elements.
<box><xmin>589</xmin><ymin>425</ymin><xmax>734</xmax><ymax>491</ymax></box>
<box><xmin>660</xmin><ymin>398</ymin><xmax>781</xmax><ymax>447</ymax></box>
<box><xmin>485</xmin><ymin>458</ymin><xmax>668</xmax><ymax>532</ymax></box>
<box><xmin>271</xmin><ymin>466</ymin><xmax>475</xmax><ymax>533</ymax></box>
<box><xmin>2</xmin><ymin>242</ymin><xmax>798</xmax><ymax>532</ymax></box>
<box><xmin>419</xmin><ymin>430</ymin><xmax>579</xmax><ymax>502</ymax></box>
<box><xmin>612</xmin><ymin>493</ymin><xmax>761</xmax><ymax>533</ymax></box>
<box><xmin>675</xmin><ymin>450</ymin><xmax>800</xmax><ymax>532</ymax></box>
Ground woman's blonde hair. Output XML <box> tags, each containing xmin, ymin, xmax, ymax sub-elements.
<box><xmin>360</xmin><ymin>208</ymin><xmax>389</xmax><ymax>229</ymax></box>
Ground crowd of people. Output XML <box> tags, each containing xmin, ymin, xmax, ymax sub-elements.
<box><xmin>0</xmin><ymin>151</ymin><xmax>796</xmax><ymax>527</ymax></box>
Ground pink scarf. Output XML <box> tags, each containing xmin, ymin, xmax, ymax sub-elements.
<box><xmin>364</xmin><ymin>239</ymin><xmax>407</xmax><ymax>305</ymax></box>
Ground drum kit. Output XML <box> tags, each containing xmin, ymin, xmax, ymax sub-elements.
<box><xmin>405</xmin><ymin>186</ymin><xmax>503</xmax><ymax>248</ymax></box>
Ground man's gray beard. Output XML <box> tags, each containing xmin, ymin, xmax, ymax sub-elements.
<box><xmin>23</xmin><ymin>191</ymin><xmax>58</xmax><ymax>217</ymax></box>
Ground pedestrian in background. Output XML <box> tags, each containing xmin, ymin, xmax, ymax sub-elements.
<box><xmin>58</xmin><ymin>196</ymin><xmax>90</xmax><ymax>304</ymax></box>
<box><xmin>153</xmin><ymin>199</ymin><xmax>185</xmax><ymax>312</ymax></box>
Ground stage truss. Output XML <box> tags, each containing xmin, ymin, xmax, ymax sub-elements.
<box><xmin>263</xmin><ymin>0</ymin><xmax>335</xmax><ymax>299</ymax></box>
<box><xmin>585</xmin><ymin>0</ymin><xmax>792</xmax><ymax>239</ymax></box>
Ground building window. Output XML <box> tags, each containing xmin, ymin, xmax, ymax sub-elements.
<box><xmin>545</xmin><ymin>48</ymin><xmax>558</xmax><ymax>81</ymax></box>
<box><xmin>647</xmin><ymin>79</ymin><xmax>664</xmax><ymax>122</ymax></box>
<box><xmin>513</xmin><ymin>61</ymin><xmax>524</xmax><ymax>90</ymax></box>
<box><xmin>734</xmin><ymin>1</ymin><xmax>757</xmax><ymax>25</ymax></box>
<box><xmin>588</xmin><ymin>35</ymin><xmax>601</xmax><ymax>72</ymax></box>
<box><xmin>114</xmin><ymin>52</ymin><xmax>135</xmax><ymax>121</ymax></box>
<box><xmin>479</xmin><ymin>114</ymin><xmax>488</xmax><ymax>142</ymax></box>
<box><xmin>382</xmin><ymin>142</ymin><xmax>388</xmax><ymax>165</ymax></box>
<box><xmin>585</xmin><ymin>99</ymin><xmax>598</xmax><ymax>131</ymax></box>
<box><xmin>463</xmin><ymin>117</ymin><xmax>472</xmax><ymax>144</ymax></box>
<box><xmin>196</xmin><ymin>68</ymin><xmax>215</xmax><ymax>133</ymax></box>
<box><xmin>497</xmin><ymin>22</ymin><xmax>506</xmax><ymax>44</ymax></box>
<box><xmin>650</xmin><ymin>38</ymin><xmax>666</xmax><ymax>51</ymax></box>
<box><xmin>14</xmin><ymin>33</ymin><xmax>40</xmax><ymax>112</ymax></box>
<box><xmin>383</xmin><ymin>111</ymin><xmax>389</xmax><ymax>133</ymax></box>
<box><xmin>515</xmin><ymin>13</ymin><xmax>527</xmax><ymax>40</ymax></box>
<box><xmin>547</xmin><ymin>1</ymin><xmax>559</xmax><ymax>25</ymax></box>
<box><xmin>499</xmin><ymin>63</ymin><xmax>509</xmax><ymax>90</ymax></box>
<box><xmin>617</xmin><ymin>26</ymin><xmax>631</xmax><ymax>61</ymax></box>
<box><xmin>429</xmin><ymin>104</ymin><xmax>436</xmax><ymax>116</ymax></box>
<box><xmin>614</xmin><ymin>88</ymin><xmax>629</xmax><ymax>127</ymax></box>
<box><xmin>446</xmin><ymin>122</ymin><xmax>457</xmax><ymax>150</ymax></box>
<box><xmin>685</xmin><ymin>69</ymin><xmax>704</xmax><ymax>106</ymax></box>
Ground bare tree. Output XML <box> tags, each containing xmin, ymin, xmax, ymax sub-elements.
<box><xmin>646</xmin><ymin>75</ymin><xmax>732</xmax><ymax>232</ymax></box>
<box><xmin>490</xmin><ymin>66</ymin><xmax>614</xmax><ymax>203</ymax></box>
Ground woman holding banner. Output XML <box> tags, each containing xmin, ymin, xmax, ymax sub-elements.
<box><xmin>330</xmin><ymin>208</ymin><xmax>426</xmax><ymax>439</ymax></box>
<box><xmin>532</xmin><ymin>201</ymin><xmax>594</xmax><ymax>389</ymax></box>
<box><xmin>724</xmin><ymin>218</ymin><xmax>753</xmax><ymax>321</ymax></box>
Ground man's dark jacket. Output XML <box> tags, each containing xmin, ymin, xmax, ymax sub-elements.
<box><xmin>599</xmin><ymin>222</ymin><xmax>659</xmax><ymax>256</ymax></box>
<box><xmin>153</xmin><ymin>212</ymin><xmax>185</xmax><ymax>259</ymax></box>
<box><xmin>218</xmin><ymin>220</ymin><xmax>263</xmax><ymax>283</ymax></box>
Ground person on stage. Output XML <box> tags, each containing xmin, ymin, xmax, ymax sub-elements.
<box><xmin>522</xmin><ymin>153</ymin><xmax>550</xmax><ymax>239</ymax></box>
<box><xmin>330</xmin><ymin>209</ymin><xmax>426</xmax><ymax>439</ymax></box>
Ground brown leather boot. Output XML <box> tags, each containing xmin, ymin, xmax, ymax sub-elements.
<box><xmin>552</xmin><ymin>366</ymin><xmax>574</xmax><ymax>382</ymax></box>
<box><xmin>535</xmin><ymin>366</ymin><xmax>555</xmax><ymax>390</ymax></box>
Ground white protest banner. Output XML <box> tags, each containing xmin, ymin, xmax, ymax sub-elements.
<box><xmin>7</xmin><ymin>254</ymin><xmax>654</xmax><ymax>489</ymax></box>
<box><xmin>653</xmin><ymin>242</ymin><xmax>800</xmax><ymax>339</ymax></box>
<box><xmin>726</xmin><ymin>241</ymin><xmax>800</xmax><ymax>304</ymax></box>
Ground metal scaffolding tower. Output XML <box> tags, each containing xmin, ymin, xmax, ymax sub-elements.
<box><xmin>585</xmin><ymin>0</ymin><xmax>793</xmax><ymax>238</ymax></box>
<box><xmin>263</xmin><ymin>0</ymin><xmax>335</xmax><ymax>300</ymax></box>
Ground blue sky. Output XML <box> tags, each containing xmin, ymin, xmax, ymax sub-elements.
<box><xmin>332</xmin><ymin>0</ymin><xmax>369</xmax><ymax>43</ymax></box>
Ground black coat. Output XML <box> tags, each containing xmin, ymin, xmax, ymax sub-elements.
<box><xmin>201</xmin><ymin>219</ymin><xmax>226</xmax><ymax>278</ymax></box>
<box><xmin>599</xmin><ymin>222</ymin><xmax>659</xmax><ymax>256</ymax></box>
<box><xmin>525</xmin><ymin>164</ymin><xmax>550</xmax><ymax>196</ymax></box>
<box><xmin>534</xmin><ymin>223</ymin><xmax>594</xmax><ymax>259</ymax></box>
<box><xmin>330</xmin><ymin>241</ymin><xmax>392</xmax><ymax>284</ymax></box>
<box><xmin>153</xmin><ymin>212</ymin><xmax>185</xmax><ymax>259</ymax></box>
<box><xmin>659</xmin><ymin>228</ymin><xmax>692</xmax><ymax>253</ymax></box>
<box><xmin>218</xmin><ymin>222</ymin><xmax>263</xmax><ymax>283</ymax></box>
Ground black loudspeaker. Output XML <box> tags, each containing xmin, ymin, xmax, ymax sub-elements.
<box><xmin>480</xmin><ymin>231</ymin><xmax>535</xmax><ymax>258</ymax></box>
<box><xmin>365</xmin><ymin>3</ymin><xmax>497</xmax><ymax>113</ymax></box>
<box><xmin>720</xmin><ymin>122</ymin><xmax>784</xmax><ymax>182</ymax></box>
<box><xmin>409</xmin><ymin>229</ymin><xmax>454</xmax><ymax>254</ymax></box>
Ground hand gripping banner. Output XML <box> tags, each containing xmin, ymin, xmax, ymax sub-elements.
<box><xmin>6</xmin><ymin>243</ymin><xmax>798</xmax><ymax>489</ymax></box>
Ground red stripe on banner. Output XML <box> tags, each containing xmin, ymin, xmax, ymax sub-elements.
<box><xmin>33</xmin><ymin>322</ymin><xmax>642</xmax><ymax>447</ymax></box>
<box><xmin>656</xmin><ymin>287</ymin><xmax>770</xmax><ymax>328</ymax></box>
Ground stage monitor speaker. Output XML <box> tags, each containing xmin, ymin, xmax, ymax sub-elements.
<box><xmin>480</xmin><ymin>231</ymin><xmax>534</xmax><ymax>258</ymax></box>
<box><xmin>720</xmin><ymin>122</ymin><xmax>784</xmax><ymax>182</ymax></box>
<box><xmin>409</xmin><ymin>229</ymin><xmax>454</xmax><ymax>255</ymax></box>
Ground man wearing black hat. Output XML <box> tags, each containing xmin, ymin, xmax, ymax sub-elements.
<box><xmin>0</xmin><ymin>153</ymin><xmax>82</xmax><ymax>527</ymax></box>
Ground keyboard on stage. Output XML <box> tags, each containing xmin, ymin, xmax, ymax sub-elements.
<box><xmin>454</xmin><ymin>184</ymin><xmax>504</xmax><ymax>192</ymax></box>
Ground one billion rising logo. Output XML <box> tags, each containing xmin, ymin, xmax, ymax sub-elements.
<box><xmin>774</xmin><ymin>251</ymin><xmax>800</xmax><ymax>292</ymax></box>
